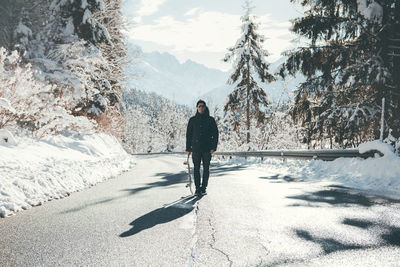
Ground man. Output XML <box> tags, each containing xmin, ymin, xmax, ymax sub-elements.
<box><xmin>186</xmin><ymin>100</ymin><xmax>219</xmax><ymax>196</ymax></box>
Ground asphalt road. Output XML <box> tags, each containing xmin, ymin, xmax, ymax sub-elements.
<box><xmin>1</xmin><ymin>155</ymin><xmax>399</xmax><ymax>266</ymax></box>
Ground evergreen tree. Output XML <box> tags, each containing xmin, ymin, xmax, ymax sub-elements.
<box><xmin>0</xmin><ymin>0</ymin><xmax>22</xmax><ymax>46</ymax></box>
<box><xmin>223</xmin><ymin>0</ymin><xmax>275</xmax><ymax>145</ymax></box>
<box><xmin>280</xmin><ymin>0</ymin><xmax>400</xmax><ymax>148</ymax></box>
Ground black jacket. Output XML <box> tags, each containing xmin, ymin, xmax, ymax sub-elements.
<box><xmin>186</xmin><ymin>108</ymin><xmax>219</xmax><ymax>152</ymax></box>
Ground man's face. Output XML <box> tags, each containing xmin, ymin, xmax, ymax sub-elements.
<box><xmin>197</xmin><ymin>103</ymin><xmax>205</xmax><ymax>114</ymax></box>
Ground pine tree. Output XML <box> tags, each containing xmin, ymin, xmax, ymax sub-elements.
<box><xmin>0</xmin><ymin>0</ymin><xmax>24</xmax><ymax>46</ymax></box>
<box><xmin>223</xmin><ymin>0</ymin><xmax>275</xmax><ymax>145</ymax></box>
<box><xmin>280</xmin><ymin>0</ymin><xmax>400</xmax><ymax>148</ymax></box>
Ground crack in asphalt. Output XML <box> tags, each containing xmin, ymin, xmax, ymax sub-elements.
<box><xmin>256</xmin><ymin>228</ymin><xmax>271</xmax><ymax>257</ymax></box>
<box><xmin>207</xmin><ymin>216</ymin><xmax>233</xmax><ymax>267</ymax></box>
<box><xmin>189</xmin><ymin>197</ymin><xmax>233</xmax><ymax>266</ymax></box>
<box><xmin>188</xmin><ymin>204</ymin><xmax>199</xmax><ymax>267</ymax></box>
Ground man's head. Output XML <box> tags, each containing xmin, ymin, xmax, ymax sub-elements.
<box><xmin>196</xmin><ymin>100</ymin><xmax>206</xmax><ymax>114</ymax></box>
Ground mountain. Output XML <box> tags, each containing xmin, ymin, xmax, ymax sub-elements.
<box><xmin>125</xmin><ymin>45</ymin><xmax>229</xmax><ymax>106</ymax></box>
<box><xmin>200</xmin><ymin>58</ymin><xmax>305</xmax><ymax>113</ymax></box>
<box><xmin>125</xmin><ymin>44</ymin><xmax>304</xmax><ymax>109</ymax></box>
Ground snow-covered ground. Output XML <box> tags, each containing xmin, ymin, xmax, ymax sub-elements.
<box><xmin>1</xmin><ymin>135</ymin><xmax>398</xmax><ymax>220</ymax></box>
<box><xmin>1</xmin><ymin>154</ymin><xmax>398</xmax><ymax>265</ymax></box>
<box><xmin>0</xmin><ymin>133</ymin><xmax>135</xmax><ymax>218</ymax></box>
<box><xmin>218</xmin><ymin>141</ymin><xmax>400</xmax><ymax>200</ymax></box>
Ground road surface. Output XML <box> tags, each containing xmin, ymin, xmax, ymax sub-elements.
<box><xmin>1</xmin><ymin>155</ymin><xmax>399</xmax><ymax>266</ymax></box>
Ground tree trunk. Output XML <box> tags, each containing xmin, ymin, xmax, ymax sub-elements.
<box><xmin>246</xmin><ymin>60</ymin><xmax>250</xmax><ymax>144</ymax></box>
<box><xmin>380</xmin><ymin>97</ymin><xmax>385</xmax><ymax>141</ymax></box>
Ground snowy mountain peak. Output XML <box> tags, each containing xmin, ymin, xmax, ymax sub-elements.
<box><xmin>126</xmin><ymin>45</ymin><xmax>304</xmax><ymax>108</ymax></box>
<box><xmin>126</xmin><ymin>47</ymin><xmax>229</xmax><ymax>106</ymax></box>
<box><xmin>143</xmin><ymin>51</ymin><xmax>182</xmax><ymax>73</ymax></box>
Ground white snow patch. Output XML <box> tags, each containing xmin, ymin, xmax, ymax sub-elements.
<box><xmin>357</xmin><ymin>0</ymin><xmax>383</xmax><ymax>23</ymax></box>
<box><xmin>0</xmin><ymin>129</ymin><xmax>17</xmax><ymax>146</ymax></box>
<box><xmin>359</xmin><ymin>140</ymin><xmax>395</xmax><ymax>157</ymax></box>
<box><xmin>219</xmin><ymin>148</ymin><xmax>400</xmax><ymax>200</ymax></box>
<box><xmin>0</xmin><ymin>98</ymin><xmax>16</xmax><ymax>113</ymax></box>
<box><xmin>81</xmin><ymin>0</ymin><xmax>88</xmax><ymax>9</ymax></box>
<box><xmin>82</xmin><ymin>9</ymin><xmax>92</xmax><ymax>24</ymax></box>
<box><xmin>64</xmin><ymin>17</ymin><xmax>75</xmax><ymax>36</ymax></box>
<box><xmin>0</xmin><ymin>133</ymin><xmax>135</xmax><ymax>218</ymax></box>
<box><xmin>15</xmin><ymin>22</ymin><xmax>32</xmax><ymax>37</ymax></box>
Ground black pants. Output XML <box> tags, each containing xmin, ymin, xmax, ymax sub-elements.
<box><xmin>192</xmin><ymin>151</ymin><xmax>211</xmax><ymax>189</ymax></box>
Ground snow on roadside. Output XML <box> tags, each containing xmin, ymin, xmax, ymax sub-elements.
<box><xmin>0</xmin><ymin>133</ymin><xmax>135</xmax><ymax>217</ymax></box>
<box><xmin>359</xmin><ymin>139</ymin><xmax>395</xmax><ymax>156</ymax></box>
<box><xmin>217</xmin><ymin>145</ymin><xmax>400</xmax><ymax>200</ymax></box>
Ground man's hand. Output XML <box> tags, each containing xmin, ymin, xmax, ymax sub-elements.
<box><xmin>186</xmin><ymin>151</ymin><xmax>191</xmax><ymax>156</ymax></box>
<box><xmin>210</xmin><ymin>150</ymin><xmax>215</xmax><ymax>154</ymax></box>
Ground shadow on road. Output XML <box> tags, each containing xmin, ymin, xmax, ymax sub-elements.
<box><xmin>209</xmin><ymin>162</ymin><xmax>247</xmax><ymax>177</ymax></box>
<box><xmin>275</xmin><ymin>186</ymin><xmax>400</xmax><ymax>264</ymax></box>
<box><xmin>268</xmin><ymin>222</ymin><xmax>400</xmax><ymax>266</ymax></box>
<box><xmin>61</xmin><ymin>198</ymin><xmax>115</xmax><ymax>214</ymax></box>
<box><xmin>287</xmin><ymin>183</ymin><xmax>400</xmax><ymax>208</ymax></box>
<box><xmin>60</xmin><ymin>163</ymin><xmax>242</xmax><ymax>215</ymax></box>
<box><xmin>122</xmin><ymin>163</ymin><xmax>248</xmax><ymax>196</ymax></box>
<box><xmin>342</xmin><ymin>218</ymin><xmax>375</xmax><ymax>229</ymax></box>
<box><xmin>343</xmin><ymin>218</ymin><xmax>400</xmax><ymax>246</ymax></box>
<box><xmin>288</xmin><ymin>219</ymin><xmax>400</xmax><ymax>263</ymax></box>
<box><xmin>295</xmin><ymin>229</ymin><xmax>364</xmax><ymax>254</ymax></box>
<box><xmin>259</xmin><ymin>175</ymin><xmax>300</xmax><ymax>183</ymax></box>
<box><xmin>286</xmin><ymin>188</ymin><xmax>375</xmax><ymax>207</ymax></box>
<box><xmin>120</xmin><ymin>195</ymin><xmax>201</xmax><ymax>237</ymax></box>
<box><xmin>382</xmin><ymin>227</ymin><xmax>400</xmax><ymax>246</ymax></box>
<box><xmin>61</xmin><ymin>172</ymin><xmax>189</xmax><ymax>214</ymax></box>
<box><xmin>121</xmin><ymin>171</ymin><xmax>188</xmax><ymax>196</ymax></box>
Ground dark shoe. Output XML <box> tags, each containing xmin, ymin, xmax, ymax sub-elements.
<box><xmin>201</xmin><ymin>187</ymin><xmax>207</xmax><ymax>195</ymax></box>
<box><xmin>195</xmin><ymin>188</ymin><xmax>201</xmax><ymax>196</ymax></box>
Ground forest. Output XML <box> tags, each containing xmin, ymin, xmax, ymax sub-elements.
<box><xmin>0</xmin><ymin>0</ymin><xmax>399</xmax><ymax>154</ymax></box>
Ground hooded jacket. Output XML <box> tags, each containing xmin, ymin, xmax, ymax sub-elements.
<box><xmin>186</xmin><ymin>107</ymin><xmax>219</xmax><ymax>152</ymax></box>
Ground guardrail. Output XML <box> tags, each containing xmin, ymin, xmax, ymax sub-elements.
<box><xmin>132</xmin><ymin>149</ymin><xmax>380</xmax><ymax>161</ymax></box>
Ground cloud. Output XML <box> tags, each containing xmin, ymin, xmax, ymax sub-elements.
<box><xmin>184</xmin><ymin>7</ymin><xmax>201</xmax><ymax>17</ymax></box>
<box><xmin>126</xmin><ymin>10</ymin><xmax>296</xmax><ymax>69</ymax></box>
<box><xmin>136</xmin><ymin>0</ymin><xmax>167</xmax><ymax>17</ymax></box>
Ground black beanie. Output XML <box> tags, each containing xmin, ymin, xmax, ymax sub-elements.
<box><xmin>196</xmin><ymin>100</ymin><xmax>206</xmax><ymax>107</ymax></box>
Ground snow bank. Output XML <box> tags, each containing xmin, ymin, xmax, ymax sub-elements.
<box><xmin>0</xmin><ymin>129</ymin><xmax>17</xmax><ymax>146</ymax></box>
<box><xmin>359</xmin><ymin>140</ymin><xmax>395</xmax><ymax>157</ymax></box>
<box><xmin>219</xmin><ymin>148</ymin><xmax>400</xmax><ymax>200</ymax></box>
<box><xmin>304</xmin><ymin>156</ymin><xmax>400</xmax><ymax>199</ymax></box>
<box><xmin>0</xmin><ymin>133</ymin><xmax>135</xmax><ymax>217</ymax></box>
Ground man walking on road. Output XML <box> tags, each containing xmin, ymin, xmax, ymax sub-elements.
<box><xmin>186</xmin><ymin>100</ymin><xmax>219</xmax><ymax>196</ymax></box>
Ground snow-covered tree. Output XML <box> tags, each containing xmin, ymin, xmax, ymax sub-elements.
<box><xmin>0</xmin><ymin>0</ymin><xmax>127</xmax><ymax>137</ymax></box>
<box><xmin>122</xmin><ymin>89</ymin><xmax>191</xmax><ymax>153</ymax></box>
<box><xmin>0</xmin><ymin>2</ymin><xmax>14</xmax><ymax>45</ymax></box>
<box><xmin>280</xmin><ymin>0</ymin><xmax>400</xmax><ymax>148</ymax></box>
<box><xmin>223</xmin><ymin>0</ymin><xmax>275</xmax><ymax>145</ymax></box>
<box><xmin>0</xmin><ymin>48</ymin><xmax>95</xmax><ymax>136</ymax></box>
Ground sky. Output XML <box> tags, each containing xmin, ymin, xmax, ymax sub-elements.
<box><xmin>122</xmin><ymin>0</ymin><xmax>304</xmax><ymax>71</ymax></box>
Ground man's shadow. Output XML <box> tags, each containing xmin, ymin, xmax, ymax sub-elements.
<box><xmin>120</xmin><ymin>195</ymin><xmax>201</xmax><ymax>237</ymax></box>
